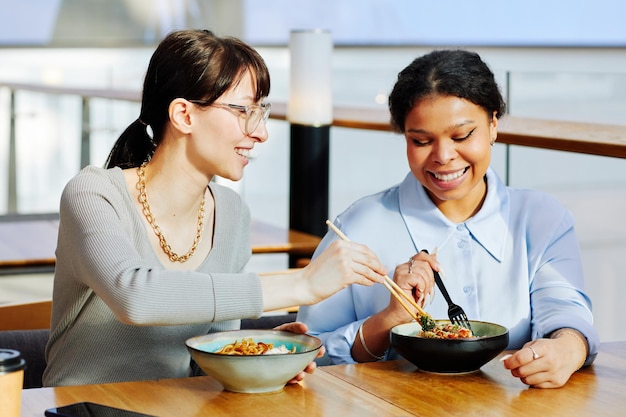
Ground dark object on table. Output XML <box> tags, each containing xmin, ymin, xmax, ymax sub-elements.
<box><xmin>390</xmin><ymin>320</ymin><xmax>509</xmax><ymax>373</ymax></box>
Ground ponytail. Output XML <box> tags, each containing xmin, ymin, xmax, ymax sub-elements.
<box><xmin>104</xmin><ymin>119</ymin><xmax>155</xmax><ymax>169</ymax></box>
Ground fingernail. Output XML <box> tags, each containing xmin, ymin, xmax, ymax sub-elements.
<box><xmin>438</xmin><ymin>268</ymin><xmax>446</xmax><ymax>279</ymax></box>
<box><xmin>499</xmin><ymin>354</ymin><xmax>513</xmax><ymax>362</ymax></box>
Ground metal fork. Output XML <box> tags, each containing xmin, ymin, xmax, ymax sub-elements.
<box><xmin>433</xmin><ymin>269</ymin><xmax>472</xmax><ymax>331</ymax></box>
<box><xmin>421</xmin><ymin>249</ymin><xmax>472</xmax><ymax>331</ymax></box>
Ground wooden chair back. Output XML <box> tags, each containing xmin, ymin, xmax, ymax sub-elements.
<box><xmin>0</xmin><ymin>299</ymin><xmax>52</xmax><ymax>387</ymax></box>
<box><xmin>0</xmin><ymin>299</ymin><xmax>52</xmax><ymax>330</ymax></box>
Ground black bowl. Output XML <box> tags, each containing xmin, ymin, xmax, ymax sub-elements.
<box><xmin>390</xmin><ymin>320</ymin><xmax>509</xmax><ymax>374</ymax></box>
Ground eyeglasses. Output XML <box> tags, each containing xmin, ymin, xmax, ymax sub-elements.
<box><xmin>189</xmin><ymin>100</ymin><xmax>271</xmax><ymax>135</ymax></box>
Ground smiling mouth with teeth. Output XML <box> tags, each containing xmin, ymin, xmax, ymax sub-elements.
<box><xmin>431</xmin><ymin>167</ymin><xmax>468</xmax><ymax>182</ymax></box>
<box><xmin>236</xmin><ymin>148</ymin><xmax>250</xmax><ymax>158</ymax></box>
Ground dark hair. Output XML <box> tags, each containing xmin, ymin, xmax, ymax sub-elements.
<box><xmin>388</xmin><ymin>49</ymin><xmax>506</xmax><ymax>133</ymax></box>
<box><xmin>105</xmin><ymin>29</ymin><xmax>271</xmax><ymax>169</ymax></box>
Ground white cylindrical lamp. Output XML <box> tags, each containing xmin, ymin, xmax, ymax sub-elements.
<box><xmin>287</xmin><ymin>29</ymin><xmax>333</xmax><ymax>126</ymax></box>
<box><xmin>287</xmin><ymin>29</ymin><xmax>333</xmax><ymax>256</ymax></box>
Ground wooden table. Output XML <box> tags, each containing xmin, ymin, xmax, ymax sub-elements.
<box><xmin>0</xmin><ymin>214</ymin><xmax>320</xmax><ymax>271</ymax></box>
<box><xmin>20</xmin><ymin>342</ymin><xmax>626</xmax><ymax>416</ymax></box>
<box><xmin>249</xmin><ymin>219</ymin><xmax>321</xmax><ymax>256</ymax></box>
<box><xmin>324</xmin><ymin>341</ymin><xmax>626</xmax><ymax>416</ymax></box>
<box><xmin>0</xmin><ymin>214</ymin><xmax>59</xmax><ymax>269</ymax></box>
<box><xmin>20</xmin><ymin>367</ymin><xmax>407</xmax><ymax>417</ymax></box>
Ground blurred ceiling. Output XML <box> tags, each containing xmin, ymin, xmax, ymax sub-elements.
<box><xmin>0</xmin><ymin>0</ymin><xmax>243</xmax><ymax>46</ymax></box>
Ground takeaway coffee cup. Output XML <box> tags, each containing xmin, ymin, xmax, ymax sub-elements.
<box><xmin>0</xmin><ymin>349</ymin><xmax>26</xmax><ymax>417</ymax></box>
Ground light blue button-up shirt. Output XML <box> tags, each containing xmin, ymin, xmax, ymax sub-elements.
<box><xmin>297</xmin><ymin>168</ymin><xmax>599</xmax><ymax>366</ymax></box>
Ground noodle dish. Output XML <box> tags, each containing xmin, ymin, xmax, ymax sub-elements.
<box><xmin>390</xmin><ymin>320</ymin><xmax>508</xmax><ymax>374</ymax></box>
<box><xmin>186</xmin><ymin>329</ymin><xmax>322</xmax><ymax>393</ymax></box>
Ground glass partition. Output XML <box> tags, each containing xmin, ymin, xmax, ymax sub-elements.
<box><xmin>1</xmin><ymin>47</ymin><xmax>625</xmax><ymax>342</ymax></box>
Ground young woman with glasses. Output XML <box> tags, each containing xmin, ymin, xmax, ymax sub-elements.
<box><xmin>43</xmin><ymin>29</ymin><xmax>386</xmax><ymax>386</ymax></box>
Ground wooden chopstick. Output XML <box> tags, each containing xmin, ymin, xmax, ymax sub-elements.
<box><xmin>325</xmin><ymin>220</ymin><xmax>430</xmax><ymax>320</ymax></box>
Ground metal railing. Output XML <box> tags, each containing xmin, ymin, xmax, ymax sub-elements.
<box><xmin>2</xmin><ymin>81</ymin><xmax>626</xmax><ymax>214</ymax></box>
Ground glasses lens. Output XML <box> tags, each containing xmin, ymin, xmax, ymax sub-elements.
<box><xmin>244</xmin><ymin>104</ymin><xmax>270</xmax><ymax>134</ymax></box>
<box><xmin>261</xmin><ymin>103</ymin><xmax>271</xmax><ymax>121</ymax></box>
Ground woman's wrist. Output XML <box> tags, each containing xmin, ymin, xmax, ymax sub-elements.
<box><xmin>358</xmin><ymin>322</ymin><xmax>385</xmax><ymax>360</ymax></box>
<box><xmin>353</xmin><ymin>317</ymin><xmax>391</xmax><ymax>362</ymax></box>
<box><xmin>260</xmin><ymin>270</ymin><xmax>308</xmax><ymax>311</ymax></box>
<box><xmin>382</xmin><ymin>304</ymin><xmax>414</xmax><ymax>326</ymax></box>
<box><xmin>550</xmin><ymin>328</ymin><xmax>588</xmax><ymax>370</ymax></box>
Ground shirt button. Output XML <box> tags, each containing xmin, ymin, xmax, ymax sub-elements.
<box><xmin>463</xmin><ymin>286</ymin><xmax>472</xmax><ymax>294</ymax></box>
<box><xmin>456</xmin><ymin>224</ymin><xmax>464</xmax><ymax>231</ymax></box>
<box><xmin>457</xmin><ymin>241</ymin><xmax>465</xmax><ymax>248</ymax></box>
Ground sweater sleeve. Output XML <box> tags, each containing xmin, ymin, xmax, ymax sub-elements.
<box><xmin>54</xmin><ymin>167</ymin><xmax>263</xmax><ymax>326</ymax></box>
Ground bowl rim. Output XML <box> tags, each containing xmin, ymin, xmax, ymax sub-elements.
<box><xmin>391</xmin><ymin>320</ymin><xmax>509</xmax><ymax>340</ymax></box>
<box><xmin>186</xmin><ymin>329</ymin><xmax>323</xmax><ymax>357</ymax></box>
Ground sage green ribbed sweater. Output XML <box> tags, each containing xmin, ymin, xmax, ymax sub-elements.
<box><xmin>43</xmin><ymin>166</ymin><xmax>263</xmax><ymax>386</ymax></box>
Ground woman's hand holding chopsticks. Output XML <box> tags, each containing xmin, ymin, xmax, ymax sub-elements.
<box><xmin>298</xmin><ymin>239</ymin><xmax>388</xmax><ymax>304</ymax></box>
<box><xmin>384</xmin><ymin>252</ymin><xmax>437</xmax><ymax>323</ymax></box>
<box><xmin>324</xmin><ymin>220</ymin><xmax>440</xmax><ymax>362</ymax></box>
<box><xmin>261</xmin><ymin>224</ymin><xmax>388</xmax><ymax>312</ymax></box>
<box><xmin>325</xmin><ymin>220</ymin><xmax>436</xmax><ymax>324</ymax></box>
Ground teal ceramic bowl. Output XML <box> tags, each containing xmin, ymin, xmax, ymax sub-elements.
<box><xmin>186</xmin><ymin>329</ymin><xmax>322</xmax><ymax>393</ymax></box>
<box><xmin>390</xmin><ymin>320</ymin><xmax>509</xmax><ymax>374</ymax></box>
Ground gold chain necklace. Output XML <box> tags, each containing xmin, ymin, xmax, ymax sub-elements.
<box><xmin>137</xmin><ymin>162</ymin><xmax>205</xmax><ymax>263</ymax></box>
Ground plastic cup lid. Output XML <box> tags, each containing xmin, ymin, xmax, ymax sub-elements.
<box><xmin>0</xmin><ymin>349</ymin><xmax>26</xmax><ymax>373</ymax></box>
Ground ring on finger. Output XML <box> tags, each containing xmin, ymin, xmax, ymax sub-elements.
<box><xmin>528</xmin><ymin>346</ymin><xmax>540</xmax><ymax>360</ymax></box>
<box><xmin>408</xmin><ymin>257</ymin><xmax>414</xmax><ymax>274</ymax></box>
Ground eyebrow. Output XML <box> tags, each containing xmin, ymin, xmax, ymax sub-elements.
<box><xmin>237</xmin><ymin>95</ymin><xmax>261</xmax><ymax>105</ymax></box>
<box><xmin>406</xmin><ymin>119</ymin><xmax>476</xmax><ymax>134</ymax></box>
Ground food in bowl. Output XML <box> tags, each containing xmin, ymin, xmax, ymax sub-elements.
<box><xmin>214</xmin><ymin>337</ymin><xmax>297</xmax><ymax>355</ymax></box>
<box><xmin>391</xmin><ymin>320</ymin><xmax>509</xmax><ymax>374</ymax></box>
<box><xmin>186</xmin><ymin>330</ymin><xmax>322</xmax><ymax>393</ymax></box>
<box><xmin>417</xmin><ymin>322</ymin><xmax>474</xmax><ymax>339</ymax></box>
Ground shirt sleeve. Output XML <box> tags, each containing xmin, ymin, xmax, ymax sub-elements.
<box><xmin>297</xmin><ymin>230</ymin><xmax>363</xmax><ymax>364</ymax></box>
<box><xmin>297</xmin><ymin>283</ymin><xmax>360</xmax><ymax>364</ymax></box>
<box><xmin>528</xmin><ymin>203</ymin><xmax>599</xmax><ymax>366</ymax></box>
<box><xmin>297</xmin><ymin>194</ymin><xmax>409</xmax><ymax>365</ymax></box>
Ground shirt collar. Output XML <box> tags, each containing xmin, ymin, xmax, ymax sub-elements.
<box><xmin>398</xmin><ymin>168</ymin><xmax>509</xmax><ymax>262</ymax></box>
